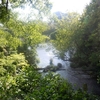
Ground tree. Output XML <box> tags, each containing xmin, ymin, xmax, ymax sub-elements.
<box><xmin>49</xmin><ymin>0</ymin><xmax>100</xmax><ymax>82</ymax></box>
<box><xmin>71</xmin><ymin>0</ymin><xmax>100</xmax><ymax>70</ymax></box>
<box><xmin>0</xmin><ymin>0</ymin><xmax>52</xmax><ymax>23</ymax></box>
<box><xmin>0</xmin><ymin>16</ymin><xmax>48</xmax><ymax>65</ymax></box>
<box><xmin>51</xmin><ymin>12</ymin><xmax>80</xmax><ymax>60</ymax></box>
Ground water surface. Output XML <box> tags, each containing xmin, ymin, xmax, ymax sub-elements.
<box><xmin>37</xmin><ymin>44</ymin><xmax>100</xmax><ymax>95</ymax></box>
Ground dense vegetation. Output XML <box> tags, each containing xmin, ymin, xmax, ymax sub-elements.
<box><xmin>0</xmin><ymin>0</ymin><xmax>100</xmax><ymax>99</ymax></box>
<box><xmin>50</xmin><ymin>0</ymin><xmax>100</xmax><ymax>83</ymax></box>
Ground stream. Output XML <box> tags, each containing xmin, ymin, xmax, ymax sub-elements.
<box><xmin>36</xmin><ymin>44</ymin><xmax>100</xmax><ymax>95</ymax></box>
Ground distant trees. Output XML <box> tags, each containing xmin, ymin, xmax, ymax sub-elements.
<box><xmin>50</xmin><ymin>12</ymin><xmax>80</xmax><ymax>60</ymax></box>
<box><xmin>50</xmin><ymin>0</ymin><xmax>100</xmax><ymax>82</ymax></box>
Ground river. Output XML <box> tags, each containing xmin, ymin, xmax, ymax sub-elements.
<box><xmin>36</xmin><ymin>44</ymin><xmax>100</xmax><ymax>95</ymax></box>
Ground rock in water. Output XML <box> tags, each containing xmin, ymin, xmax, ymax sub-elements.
<box><xmin>57</xmin><ymin>63</ymin><xmax>62</xmax><ymax>69</ymax></box>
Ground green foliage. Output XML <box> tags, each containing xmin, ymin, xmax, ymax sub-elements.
<box><xmin>0</xmin><ymin>0</ymin><xmax>52</xmax><ymax>23</ymax></box>
<box><xmin>0</xmin><ymin>53</ymin><xmax>29</xmax><ymax>76</ymax></box>
<box><xmin>70</xmin><ymin>0</ymin><xmax>100</xmax><ymax>70</ymax></box>
<box><xmin>5</xmin><ymin>19</ymin><xmax>48</xmax><ymax>47</ymax></box>
<box><xmin>9</xmin><ymin>0</ymin><xmax>52</xmax><ymax>15</ymax></box>
<box><xmin>50</xmin><ymin>12</ymin><xmax>80</xmax><ymax>59</ymax></box>
<box><xmin>0</xmin><ymin>16</ymin><xmax>48</xmax><ymax>65</ymax></box>
<box><xmin>0</xmin><ymin>21</ymin><xmax>22</xmax><ymax>50</ymax></box>
<box><xmin>0</xmin><ymin>0</ymin><xmax>100</xmax><ymax>99</ymax></box>
<box><xmin>0</xmin><ymin>67</ymin><xmax>99</xmax><ymax>100</ymax></box>
<box><xmin>50</xmin><ymin>0</ymin><xmax>100</xmax><ymax>82</ymax></box>
<box><xmin>0</xmin><ymin>37</ymin><xmax>99</xmax><ymax>99</ymax></box>
<box><xmin>97</xmin><ymin>72</ymin><xmax>100</xmax><ymax>84</ymax></box>
<box><xmin>0</xmin><ymin>0</ymin><xmax>10</xmax><ymax>23</ymax></box>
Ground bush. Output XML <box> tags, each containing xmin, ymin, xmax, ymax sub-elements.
<box><xmin>0</xmin><ymin>69</ymin><xmax>100</xmax><ymax>100</ymax></box>
<box><xmin>0</xmin><ymin>54</ymin><xmax>99</xmax><ymax>100</ymax></box>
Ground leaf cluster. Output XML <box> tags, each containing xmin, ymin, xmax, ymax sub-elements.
<box><xmin>49</xmin><ymin>0</ymin><xmax>100</xmax><ymax>83</ymax></box>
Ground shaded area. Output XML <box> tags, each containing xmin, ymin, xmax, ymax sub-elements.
<box><xmin>37</xmin><ymin>44</ymin><xmax>100</xmax><ymax>95</ymax></box>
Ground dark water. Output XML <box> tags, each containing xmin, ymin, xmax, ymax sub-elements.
<box><xmin>37</xmin><ymin>44</ymin><xmax>100</xmax><ymax>95</ymax></box>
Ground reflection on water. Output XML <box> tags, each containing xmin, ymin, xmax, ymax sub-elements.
<box><xmin>37</xmin><ymin>44</ymin><xmax>64</xmax><ymax>68</ymax></box>
<box><xmin>36</xmin><ymin>44</ymin><xmax>100</xmax><ymax>95</ymax></box>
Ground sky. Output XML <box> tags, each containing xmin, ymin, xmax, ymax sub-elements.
<box><xmin>50</xmin><ymin>0</ymin><xmax>91</xmax><ymax>13</ymax></box>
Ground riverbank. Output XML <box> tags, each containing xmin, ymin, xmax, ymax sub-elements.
<box><xmin>58</xmin><ymin>64</ymin><xmax>100</xmax><ymax>95</ymax></box>
<box><xmin>36</xmin><ymin>44</ymin><xmax>100</xmax><ymax>96</ymax></box>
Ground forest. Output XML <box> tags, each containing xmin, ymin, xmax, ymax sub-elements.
<box><xmin>0</xmin><ymin>0</ymin><xmax>100</xmax><ymax>99</ymax></box>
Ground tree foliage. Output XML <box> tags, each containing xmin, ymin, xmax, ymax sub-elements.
<box><xmin>50</xmin><ymin>12</ymin><xmax>80</xmax><ymax>59</ymax></box>
<box><xmin>0</xmin><ymin>67</ymin><xmax>99</xmax><ymax>99</ymax></box>
<box><xmin>0</xmin><ymin>17</ymin><xmax>48</xmax><ymax>66</ymax></box>
<box><xmin>0</xmin><ymin>0</ymin><xmax>52</xmax><ymax>23</ymax></box>
<box><xmin>50</xmin><ymin>0</ymin><xmax>100</xmax><ymax>82</ymax></box>
<box><xmin>0</xmin><ymin>0</ymin><xmax>100</xmax><ymax>99</ymax></box>
<box><xmin>71</xmin><ymin>0</ymin><xmax>100</xmax><ymax>70</ymax></box>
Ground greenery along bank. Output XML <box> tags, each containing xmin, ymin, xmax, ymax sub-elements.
<box><xmin>49</xmin><ymin>0</ymin><xmax>100</xmax><ymax>83</ymax></box>
<box><xmin>0</xmin><ymin>0</ymin><xmax>100</xmax><ymax>99</ymax></box>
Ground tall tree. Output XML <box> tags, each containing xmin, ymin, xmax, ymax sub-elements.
<box><xmin>51</xmin><ymin>12</ymin><xmax>80</xmax><ymax>60</ymax></box>
<box><xmin>72</xmin><ymin>0</ymin><xmax>100</xmax><ymax>69</ymax></box>
<box><xmin>0</xmin><ymin>0</ymin><xmax>52</xmax><ymax>22</ymax></box>
<box><xmin>0</xmin><ymin>17</ymin><xmax>48</xmax><ymax>65</ymax></box>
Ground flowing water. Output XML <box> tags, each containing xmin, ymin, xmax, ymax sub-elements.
<box><xmin>36</xmin><ymin>44</ymin><xmax>100</xmax><ymax>95</ymax></box>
